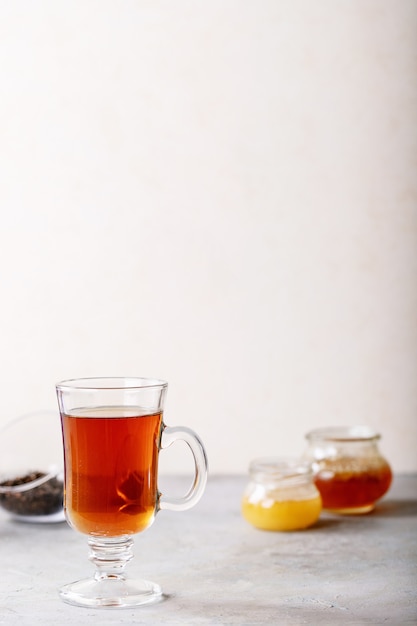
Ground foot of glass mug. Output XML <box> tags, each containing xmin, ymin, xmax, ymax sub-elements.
<box><xmin>59</xmin><ymin>535</ymin><xmax>163</xmax><ymax>608</ymax></box>
<box><xmin>59</xmin><ymin>575</ymin><xmax>163</xmax><ymax>608</ymax></box>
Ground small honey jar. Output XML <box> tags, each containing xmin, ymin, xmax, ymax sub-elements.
<box><xmin>304</xmin><ymin>426</ymin><xmax>392</xmax><ymax>514</ymax></box>
<box><xmin>241</xmin><ymin>458</ymin><xmax>322</xmax><ymax>531</ymax></box>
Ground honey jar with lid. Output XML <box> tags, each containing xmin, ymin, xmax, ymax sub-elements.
<box><xmin>241</xmin><ymin>458</ymin><xmax>322</xmax><ymax>531</ymax></box>
<box><xmin>304</xmin><ymin>426</ymin><xmax>392</xmax><ymax>514</ymax></box>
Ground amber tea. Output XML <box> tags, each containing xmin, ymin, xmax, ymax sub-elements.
<box><xmin>61</xmin><ymin>407</ymin><xmax>163</xmax><ymax>536</ymax></box>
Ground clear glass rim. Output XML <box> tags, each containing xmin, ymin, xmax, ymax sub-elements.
<box><xmin>305</xmin><ymin>426</ymin><xmax>380</xmax><ymax>443</ymax></box>
<box><xmin>249</xmin><ymin>457</ymin><xmax>313</xmax><ymax>480</ymax></box>
<box><xmin>56</xmin><ymin>377</ymin><xmax>168</xmax><ymax>391</ymax></box>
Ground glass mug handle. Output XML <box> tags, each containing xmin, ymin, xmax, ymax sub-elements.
<box><xmin>158</xmin><ymin>425</ymin><xmax>208</xmax><ymax>511</ymax></box>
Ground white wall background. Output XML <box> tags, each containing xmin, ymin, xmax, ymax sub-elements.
<box><xmin>0</xmin><ymin>1</ymin><xmax>416</xmax><ymax>475</ymax></box>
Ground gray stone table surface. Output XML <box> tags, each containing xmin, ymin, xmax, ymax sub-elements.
<box><xmin>1</xmin><ymin>474</ymin><xmax>416</xmax><ymax>625</ymax></box>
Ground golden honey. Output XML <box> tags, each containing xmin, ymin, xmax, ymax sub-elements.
<box><xmin>242</xmin><ymin>494</ymin><xmax>322</xmax><ymax>531</ymax></box>
<box><xmin>242</xmin><ymin>458</ymin><xmax>322</xmax><ymax>531</ymax></box>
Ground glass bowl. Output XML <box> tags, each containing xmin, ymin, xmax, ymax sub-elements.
<box><xmin>0</xmin><ymin>410</ymin><xmax>65</xmax><ymax>523</ymax></box>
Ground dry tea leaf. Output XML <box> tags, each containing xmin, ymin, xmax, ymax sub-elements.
<box><xmin>0</xmin><ymin>472</ymin><xmax>63</xmax><ymax>516</ymax></box>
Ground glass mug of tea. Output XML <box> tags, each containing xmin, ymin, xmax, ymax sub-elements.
<box><xmin>56</xmin><ymin>377</ymin><xmax>208</xmax><ymax>608</ymax></box>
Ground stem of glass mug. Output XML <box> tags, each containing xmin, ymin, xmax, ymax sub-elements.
<box><xmin>88</xmin><ymin>535</ymin><xmax>133</xmax><ymax>580</ymax></box>
<box><xmin>158</xmin><ymin>425</ymin><xmax>208</xmax><ymax>512</ymax></box>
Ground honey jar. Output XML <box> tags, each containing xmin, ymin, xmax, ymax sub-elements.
<box><xmin>241</xmin><ymin>458</ymin><xmax>322</xmax><ymax>531</ymax></box>
<box><xmin>304</xmin><ymin>426</ymin><xmax>392</xmax><ymax>514</ymax></box>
